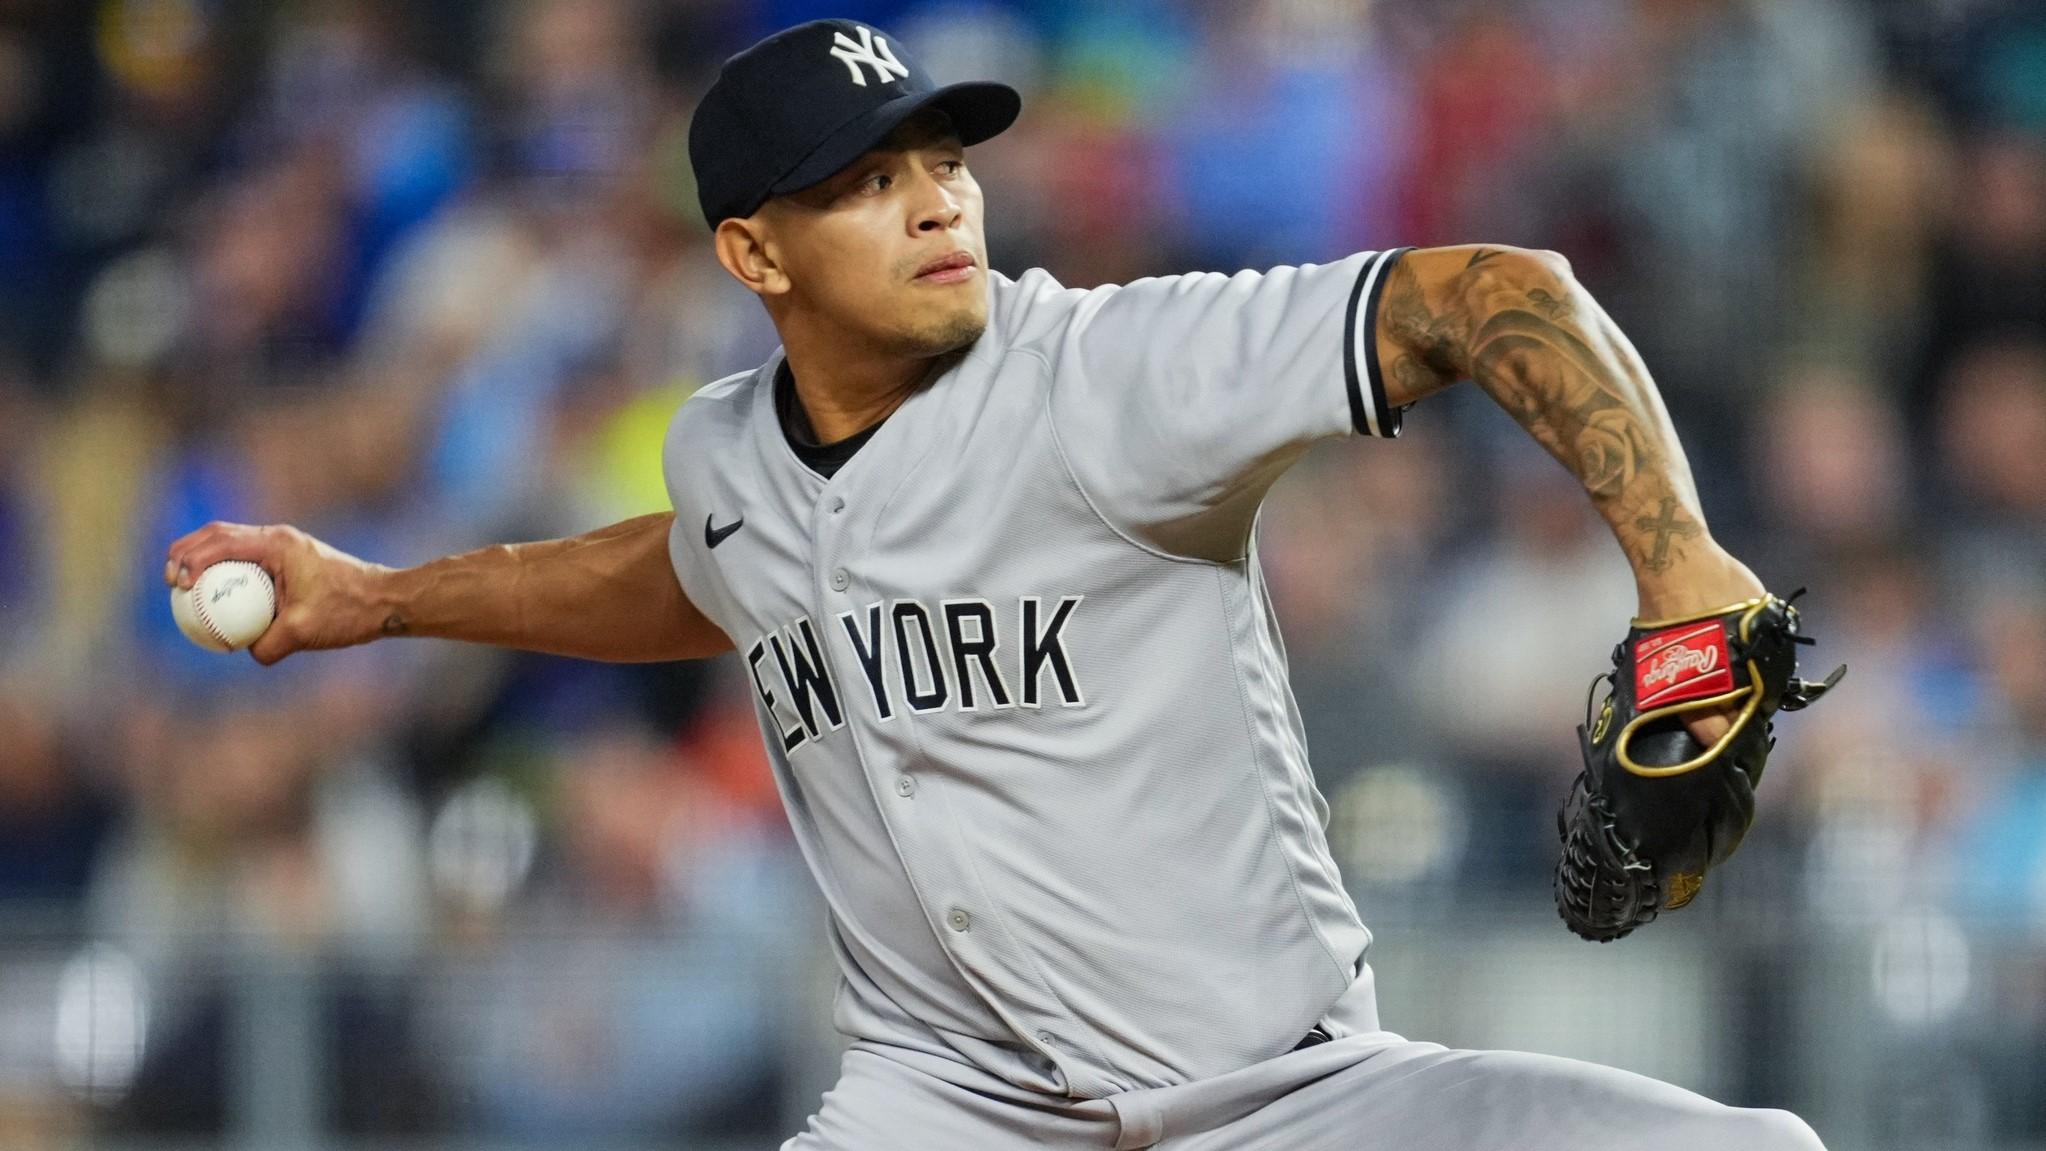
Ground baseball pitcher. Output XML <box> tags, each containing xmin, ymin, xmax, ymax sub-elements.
<box><xmin>167</xmin><ymin>20</ymin><xmax>1840</xmax><ymax>1150</ymax></box>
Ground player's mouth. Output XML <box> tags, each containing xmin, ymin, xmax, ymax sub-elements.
<box><xmin>913</xmin><ymin>251</ymin><xmax>977</xmax><ymax>285</ymax></box>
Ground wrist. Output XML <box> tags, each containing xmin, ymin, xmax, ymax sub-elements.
<box><xmin>356</xmin><ymin>562</ymin><xmax>411</xmax><ymax>640</ymax></box>
<box><xmin>1633</xmin><ymin>542</ymin><xmax>1764</xmax><ymax>621</ymax></box>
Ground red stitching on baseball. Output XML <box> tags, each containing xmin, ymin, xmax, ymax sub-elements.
<box><xmin>190</xmin><ymin>585</ymin><xmax>232</xmax><ymax>648</ymax></box>
<box><xmin>191</xmin><ymin>566</ymin><xmax>273</xmax><ymax>650</ymax></box>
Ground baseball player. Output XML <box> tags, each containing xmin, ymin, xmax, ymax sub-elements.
<box><xmin>166</xmin><ymin>19</ymin><xmax>1833</xmax><ymax>1151</ymax></box>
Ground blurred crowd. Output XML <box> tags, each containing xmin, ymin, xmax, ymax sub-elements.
<box><xmin>0</xmin><ymin>0</ymin><xmax>2043</xmax><ymax>1145</ymax></box>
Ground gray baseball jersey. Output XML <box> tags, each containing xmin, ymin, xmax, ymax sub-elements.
<box><xmin>663</xmin><ymin>247</ymin><xmax>1408</xmax><ymax>1102</ymax></box>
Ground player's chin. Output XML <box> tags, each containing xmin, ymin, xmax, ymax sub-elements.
<box><xmin>891</xmin><ymin>302</ymin><xmax>987</xmax><ymax>356</ymax></box>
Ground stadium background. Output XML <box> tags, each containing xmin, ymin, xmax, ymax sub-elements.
<box><xmin>0</xmin><ymin>0</ymin><xmax>2043</xmax><ymax>1147</ymax></box>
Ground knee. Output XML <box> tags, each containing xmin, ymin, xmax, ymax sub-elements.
<box><xmin>1726</xmin><ymin>1107</ymin><xmax>1825</xmax><ymax>1151</ymax></box>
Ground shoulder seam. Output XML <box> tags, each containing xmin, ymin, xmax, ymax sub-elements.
<box><xmin>668</xmin><ymin>367</ymin><xmax>763</xmax><ymax>450</ymax></box>
<box><xmin>1024</xmin><ymin>343</ymin><xmax>1236</xmax><ymax>569</ymax></box>
<box><xmin>686</xmin><ymin>372</ymin><xmax>758</xmax><ymax>406</ymax></box>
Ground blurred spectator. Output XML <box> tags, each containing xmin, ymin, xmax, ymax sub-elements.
<box><xmin>1797</xmin><ymin>92</ymin><xmax>1949</xmax><ymax>370</ymax></box>
<box><xmin>430</xmin><ymin>722</ymin><xmax>802</xmax><ymax>1141</ymax></box>
<box><xmin>1161</xmin><ymin>0</ymin><xmax>1392</xmax><ymax>266</ymax></box>
<box><xmin>1526</xmin><ymin>0</ymin><xmax>1876</xmax><ymax>428</ymax></box>
<box><xmin>1784</xmin><ymin>543</ymin><xmax>1981</xmax><ymax>919</ymax></box>
<box><xmin>0</xmin><ymin>680</ymin><xmax>114</xmax><ymax>907</ymax></box>
<box><xmin>1413</xmin><ymin>441</ymin><xmax>1636</xmax><ymax>779</ymax></box>
<box><xmin>1948</xmin><ymin>574</ymin><xmax>2046</xmax><ymax>931</ymax></box>
<box><xmin>0</xmin><ymin>368</ymin><xmax>42</xmax><ymax>665</ymax></box>
<box><xmin>1919</xmin><ymin>135</ymin><xmax>2046</xmax><ymax>403</ymax></box>
<box><xmin>1391</xmin><ymin>3</ymin><xmax>1546</xmax><ymax>248</ymax></box>
<box><xmin>258</xmin><ymin>0</ymin><xmax>474</xmax><ymax>339</ymax></box>
<box><xmin>1409</xmin><ymin>436</ymin><xmax>1637</xmax><ymax>886</ymax></box>
<box><xmin>1933</xmin><ymin>337</ymin><xmax>2046</xmax><ymax>585</ymax></box>
<box><xmin>87</xmin><ymin>688</ymin><xmax>430</xmax><ymax>1135</ymax></box>
<box><xmin>1747</xmin><ymin>360</ymin><xmax>1914</xmax><ymax>577</ymax></box>
<box><xmin>1262</xmin><ymin>425</ymin><xmax>1460</xmax><ymax>781</ymax></box>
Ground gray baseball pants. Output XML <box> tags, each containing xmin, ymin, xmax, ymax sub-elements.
<box><xmin>783</xmin><ymin>1034</ymin><xmax>1825</xmax><ymax>1150</ymax></box>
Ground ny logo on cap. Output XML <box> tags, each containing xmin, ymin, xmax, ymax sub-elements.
<box><xmin>829</xmin><ymin>26</ymin><xmax>909</xmax><ymax>87</ymax></box>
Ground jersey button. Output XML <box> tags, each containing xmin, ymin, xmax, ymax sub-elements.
<box><xmin>946</xmin><ymin>908</ymin><xmax>972</xmax><ymax>933</ymax></box>
<box><xmin>831</xmin><ymin>568</ymin><xmax>849</xmax><ymax>591</ymax></box>
<box><xmin>895</xmin><ymin>775</ymin><xmax>916</xmax><ymax>797</ymax></box>
<box><xmin>830</xmin><ymin>496</ymin><xmax>846</xmax><ymax>514</ymax></box>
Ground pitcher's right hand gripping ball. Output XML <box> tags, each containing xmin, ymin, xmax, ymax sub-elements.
<box><xmin>1554</xmin><ymin>592</ymin><xmax>1845</xmax><ymax>942</ymax></box>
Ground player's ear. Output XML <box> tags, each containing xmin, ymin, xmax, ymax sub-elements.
<box><xmin>714</xmin><ymin>216</ymin><xmax>791</xmax><ymax>297</ymax></box>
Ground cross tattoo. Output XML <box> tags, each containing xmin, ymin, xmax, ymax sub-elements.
<box><xmin>1634</xmin><ymin>496</ymin><xmax>1700</xmax><ymax>571</ymax></box>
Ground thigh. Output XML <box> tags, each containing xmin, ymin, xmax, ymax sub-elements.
<box><xmin>784</xmin><ymin>1047</ymin><xmax>1118</xmax><ymax>1151</ymax></box>
<box><xmin>1172</xmin><ymin>1041</ymin><xmax>1823</xmax><ymax>1151</ymax></box>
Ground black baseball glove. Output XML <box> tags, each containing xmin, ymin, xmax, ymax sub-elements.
<box><xmin>1554</xmin><ymin>592</ymin><xmax>1844</xmax><ymax>942</ymax></box>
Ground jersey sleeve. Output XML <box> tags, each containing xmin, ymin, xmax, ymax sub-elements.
<box><xmin>1045</xmin><ymin>247</ymin><xmax>1411</xmax><ymax>560</ymax></box>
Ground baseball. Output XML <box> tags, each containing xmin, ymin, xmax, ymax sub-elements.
<box><xmin>170</xmin><ymin>560</ymin><xmax>277</xmax><ymax>653</ymax></box>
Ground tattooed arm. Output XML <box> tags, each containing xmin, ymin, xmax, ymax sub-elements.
<box><xmin>1372</xmin><ymin>245</ymin><xmax>1764</xmax><ymax>737</ymax></box>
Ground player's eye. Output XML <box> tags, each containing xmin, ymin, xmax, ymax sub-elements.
<box><xmin>855</xmin><ymin>172</ymin><xmax>892</xmax><ymax>196</ymax></box>
<box><xmin>936</xmin><ymin>159</ymin><xmax>965</xmax><ymax>177</ymax></box>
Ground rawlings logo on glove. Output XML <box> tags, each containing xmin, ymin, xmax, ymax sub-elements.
<box><xmin>1636</xmin><ymin>623</ymin><xmax>1730</xmax><ymax>705</ymax></box>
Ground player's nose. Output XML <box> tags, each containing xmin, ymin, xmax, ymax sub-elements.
<box><xmin>906</xmin><ymin>170</ymin><xmax>963</xmax><ymax>234</ymax></box>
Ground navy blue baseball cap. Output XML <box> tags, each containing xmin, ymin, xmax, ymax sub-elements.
<box><xmin>688</xmin><ymin>19</ymin><xmax>1021</xmax><ymax>228</ymax></box>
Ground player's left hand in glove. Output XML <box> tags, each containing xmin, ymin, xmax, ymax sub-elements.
<box><xmin>1554</xmin><ymin>591</ymin><xmax>1844</xmax><ymax>942</ymax></box>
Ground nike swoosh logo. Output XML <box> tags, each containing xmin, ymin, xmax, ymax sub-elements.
<box><xmin>705</xmin><ymin>514</ymin><xmax>744</xmax><ymax>549</ymax></box>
